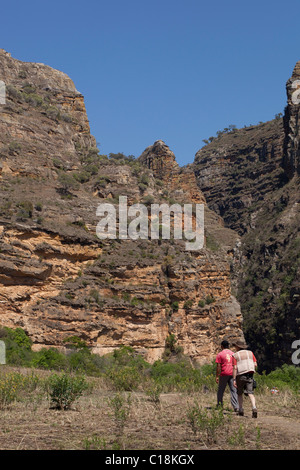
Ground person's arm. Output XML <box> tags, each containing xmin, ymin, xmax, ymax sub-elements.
<box><xmin>232</xmin><ymin>357</ymin><xmax>237</xmax><ymax>387</ymax></box>
<box><xmin>216</xmin><ymin>363</ymin><xmax>221</xmax><ymax>383</ymax></box>
<box><xmin>252</xmin><ymin>353</ymin><xmax>257</xmax><ymax>371</ymax></box>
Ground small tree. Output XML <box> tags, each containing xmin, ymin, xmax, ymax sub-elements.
<box><xmin>57</xmin><ymin>172</ymin><xmax>79</xmax><ymax>194</ymax></box>
<box><xmin>47</xmin><ymin>373</ymin><xmax>88</xmax><ymax>410</ymax></box>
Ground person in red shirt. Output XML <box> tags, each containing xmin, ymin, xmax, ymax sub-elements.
<box><xmin>215</xmin><ymin>340</ymin><xmax>238</xmax><ymax>411</ymax></box>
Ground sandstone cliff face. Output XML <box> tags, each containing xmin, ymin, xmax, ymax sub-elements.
<box><xmin>0</xmin><ymin>49</ymin><xmax>95</xmax><ymax>180</ymax></box>
<box><xmin>0</xmin><ymin>50</ymin><xmax>244</xmax><ymax>364</ymax></box>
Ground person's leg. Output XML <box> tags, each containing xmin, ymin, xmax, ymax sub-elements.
<box><xmin>249</xmin><ymin>393</ymin><xmax>257</xmax><ymax>416</ymax></box>
<box><xmin>228</xmin><ymin>376</ymin><xmax>239</xmax><ymax>411</ymax></box>
<box><xmin>236</xmin><ymin>375</ymin><xmax>244</xmax><ymax>415</ymax></box>
<box><xmin>245</xmin><ymin>378</ymin><xmax>257</xmax><ymax>418</ymax></box>
<box><xmin>217</xmin><ymin>375</ymin><xmax>228</xmax><ymax>407</ymax></box>
<box><xmin>237</xmin><ymin>394</ymin><xmax>244</xmax><ymax>415</ymax></box>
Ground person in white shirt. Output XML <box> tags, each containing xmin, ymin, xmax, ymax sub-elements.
<box><xmin>232</xmin><ymin>340</ymin><xmax>258</xmax><ymax>418</ymax></box>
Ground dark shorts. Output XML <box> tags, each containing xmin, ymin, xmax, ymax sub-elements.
<box><xmin>236</xmin><ymin>373</ymin><xmax>254</xmax><ymax>395</ymax></box>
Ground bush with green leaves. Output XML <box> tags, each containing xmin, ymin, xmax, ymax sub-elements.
<box><xmin>106</xmin><ymin>365</ymin><xmax>141</xmax><ymax>391</ymax></box>
<box><xmin>16</xmin><ymin>201</ymin><xmax>33</xmax><ymax>220</ymax></box>
<box><xmin>187</xmin><ymin>401</ymin><xmax>225</xmax><ymax>444</ymax></box>
<box><xmin>105</xmin><ymin>346</ymin><xmax>149</xmax><ymax>391</ymax></box>
<box><xmin>57</xmin><ymin>171</ymin><xmax>80</xmax><ymax>194</ymax></box>
<box><xmin>46</xmin><ymin>372</ymin><xmax>88</xmax><ymax>410</ymax></box>
<box><xmin>1</xmin><ymin>326</ymin><xmax>300</xmax><ymax>398</ymax></box>
<box><xmin>150</xmin><ymin>359</ymin><xmax>216</xmax><ymax>392</ymax></box>
<box><xmin>31</xmin><ymin>348</ymin><xmax>67</xmax><ymax>370</ymax></box>
<box><xmin>256</xmin><ymin>364</ymin><xmax>300</xmax><ymax>393</ymax></box>
<box><xmin>0</xmin><ymin>326</ymin><xmax>33</xmax><ymax>366</ymax></box>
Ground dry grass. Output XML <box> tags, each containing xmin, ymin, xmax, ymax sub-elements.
<box><xmin>0</xmin><ymin>367</ymin><xmax>299</xmax><ymax>451</ymax></box>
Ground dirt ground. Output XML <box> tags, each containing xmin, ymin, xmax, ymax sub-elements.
<box><xmin>0</xmin><ymin>375</ymin><xmax>299</xmax><ymax>451</ymax></box>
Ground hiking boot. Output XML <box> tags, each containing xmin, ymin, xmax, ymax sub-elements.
<box><xmin>252</xmin><ymin>408</ymin><xmax>258</xmax><ymax>418</ymax></box>
<box><xmin>238</xmin><ymin>409</ymin><xmax>244</xmax><ymax>416</ymax></box>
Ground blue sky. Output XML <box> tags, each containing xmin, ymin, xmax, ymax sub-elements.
<box><xmin>1</xmin><ymin>0</ymin><xmax>300</xmax><ymax>165</ymax></box>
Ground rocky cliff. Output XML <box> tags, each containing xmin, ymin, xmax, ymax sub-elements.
<box><xmin>0</xmin><ymin>50</ymin><xmax>244</xmax><ymax>364</ymax></box>
<box><xmin>194</xmin><ymin>119</ymin><xmax>287</xmax><ymax>235</ymax></box>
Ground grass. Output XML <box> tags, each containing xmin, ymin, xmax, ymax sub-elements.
<box><xmin>0</xmin><ymin>327</ymin><xmax>299</xmax><ymax>450</ymax></box>
<box><xmin>0</xmin><ymin>364</ymin><xmax>298</xmax><ymax>450</ymax></box>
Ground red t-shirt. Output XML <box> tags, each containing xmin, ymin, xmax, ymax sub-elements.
<box><xmin>215</xmin><ymin>349</ymin><xmax>234</xmax><ymax>376</ymax></box>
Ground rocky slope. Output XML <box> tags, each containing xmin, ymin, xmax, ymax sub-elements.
<box><xmin>194</xmin><ymin>118</ymin><xmax>287</xmax><ymax>235</ymax></box>
<box><xmin>0</xmin><ymin>49</ymin><xmax>244</xmax><ymax>364</ymax></box>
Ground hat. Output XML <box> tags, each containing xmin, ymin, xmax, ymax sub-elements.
<box><xmin>232</xmin><ymin>340</ymin><xmax>248</xmax><ymax>349</ymax></box>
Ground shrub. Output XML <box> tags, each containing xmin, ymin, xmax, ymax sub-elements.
<box><xmin>256</xmin><ymin>364</ymin><xmax>300</xmax><ymax>393</ymax></box>
<box><xmin>106</xmin><ymin>366</ymin><xmax>141</xmax><ymax>391</ymax></box>
<box><xmin>165</xmin><ymin>334</ymin><xmax>176</xmax><ymax>352</ymax></box>
<box><xmin>107</xmin><ymin>392</ymin><xmax>132</xmax><ymax>448</ymax></box>
<box><xmin>8</xmin><ymin>141</ymin><xmax>22</xmax><ymax>153</ymax></box>
<box><xmin>16</xmin><ymin>201</ymin><xmax>33</xmax><ymax>219</ymax></box>
<box><xmin>145</xmin><ymin>382</ymin><xmax>163</xmax><ymax>404</ymax></box>
<box><xmin>31</xmin><ymin>348</ymin><xmax>67</xmax><ymax>370</ymax></box>
<box><xmin>66</xmin><ymin>349</ymin><xmax>103</xmax><ymax>376</ymax></box>
<box><xmin>142</xmin><ymin>195</ymin><xmax>155</xmax><ymax>206</ymax></box>
<box><xmin>112</xmin><ymin>346</ymin><xmax>148</xmax><ymax>370</ymax></box>
<box><xmin>1</xmin><ymin>327</ymin><xmax>33</xmax><ymax>366</ymax></box>
<box><xmin>105</xmin><ymin>346</ymin><xmax>149</xmax><ymax>391</ymax></box>
<box><xmin>205</xmin><ymin>295</ymin><xmax>215</xmax><ymax>305</ymax></box>
<box><xmin>73</xmin><ymin>171</ymin><xmax>90</xmax><ymax>183</ymax></box>
<box><xmin>150</xmin><ymin>359</ymin><xmax>216</xmax><ymax>392</ymax></box>
<box><xmin>187</xmin><ymin>401</ymin><xmax>225</xmax><ymax>444</ymax></box>
<box><xmin>47</xmin><ymin>372</ymin><xmax>88</xmax><ymax>410</ymax></box>
<box><xmin>184</xmin><ymin>300</ymin><xmax>193</xmax><ymax>309</ymax></box>
<box><xmin>57</xmin><ymin>172</ymin><xmax>80</xmax><ymax>194</ymax></box>
<box><xmin>0</xmin><ymin>371</ymin><xmax>41</xmax><ymax>408</ymax></box>
<box><xmin>3</xmin><ymin>327</ymin><xmax>32</xmax><ymax>350</ymax></box>
<box><xmin>0</xmin><ymin>372</ymin><xmax>23</xmax><ymax>408</ymax></box>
